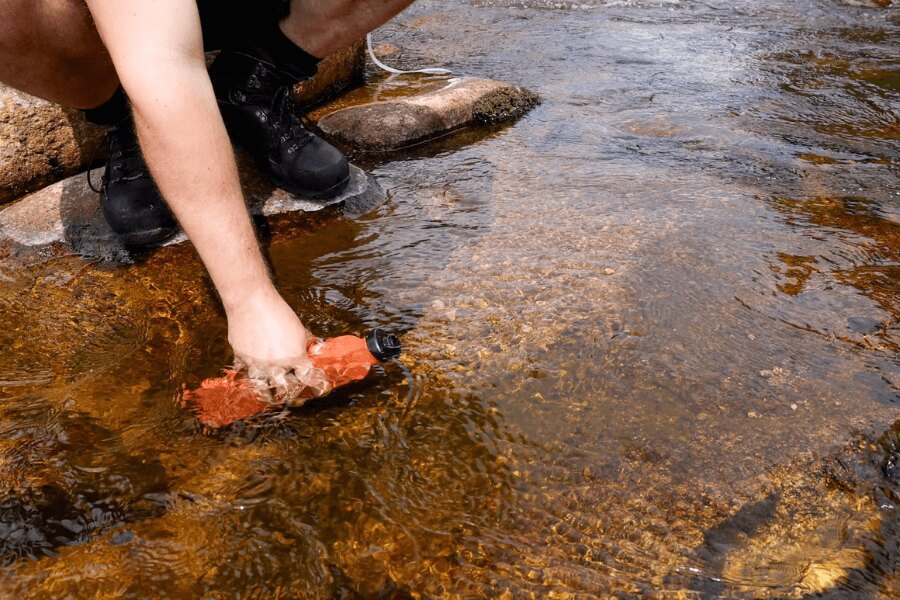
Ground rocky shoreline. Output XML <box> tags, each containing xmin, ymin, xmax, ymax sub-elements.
<box><xmin>0</xmin><ymin>41</ymin><xmax>540</xmax><ymax>259</ymax></box>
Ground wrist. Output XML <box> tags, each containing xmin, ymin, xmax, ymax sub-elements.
<box><xmin>222</xmin><ymin>281</ymin><xmax>282</xmax><ymax>319</ymax></box>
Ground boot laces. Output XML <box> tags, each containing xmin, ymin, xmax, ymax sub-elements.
<box><xmin>229</xmin><ymin>58</ymin><xmax>316</xmax><ymax>156</ymax></box>
<box><xmin>105</xmin><ymin>123</ymin><xmax>149</xmax><ymax>185</ymax></box>
<box><xmin>269</xmin><ymin>86</ymin><xmax>315</xmax><ymax>156</ymax></box>
<box><xmin>234</xmin><ymin>61</ymin><xmax>283</xmax><ymax>105</ymax></box>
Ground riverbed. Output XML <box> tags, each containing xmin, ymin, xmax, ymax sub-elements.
<box><xmin>0</xmin><ymin>0</ymin><xmax>897</xmax><ymax>597</ymax></box>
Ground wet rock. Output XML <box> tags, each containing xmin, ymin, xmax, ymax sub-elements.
<box><xmin>0</xmin><ymin>43</ymin><xmax>365</xmax><ymax>205</ymax></box>
<box><xmin>0</xmin><ymin>159</ymin><xmax>384</xmax><ymax>259</ymax></box>
<box><xmin>317</xmin><ymin>77</ymin><xmax>541</xmax><ymax>151</ymax></box>
<box><xmin>293</xmin><ymin>40</ymin><xmax>366</xmax><ymax>107</ymax></box>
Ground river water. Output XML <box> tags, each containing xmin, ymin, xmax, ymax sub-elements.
<box><xmin>0</xmin><ymin>0</ymin><xmax>898</xmax><ymax>597</ymax></box>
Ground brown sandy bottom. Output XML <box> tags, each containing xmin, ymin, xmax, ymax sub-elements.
<box><xmin>0</xmin><ymin>0</ymin><xmax>898</xmax><ymax>596</ymax></box>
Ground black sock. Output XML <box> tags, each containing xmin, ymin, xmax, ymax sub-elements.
<box><xmin>241</xmin><ymin>19</ymin><xmax>321</xmax><ymax>83</ymax></box>
<box><xmin>82</xmin><ymin>87</ymin><xmax>129</xmax><ymax>126</ymax></box>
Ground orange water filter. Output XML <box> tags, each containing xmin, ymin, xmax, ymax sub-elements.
<box><xmin>182</xmin><ymin>329</ymin><xmax>401</xmax><ymax>427</ymax></box>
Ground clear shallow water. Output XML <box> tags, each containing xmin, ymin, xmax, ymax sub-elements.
<box><xmin>0</xmin><ymin>0</ymin><xmax>898</xmax><ymax>597</ymax></box>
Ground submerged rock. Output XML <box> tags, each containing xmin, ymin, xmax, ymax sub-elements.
<box><xmin>317</xmin><ymin>77</ymin><xmax>541</xmax><ymax>151</ymax></box>
<box><xmin>0</xmin><ymin>160</ymin><xmax>384</xmax><ymax>260</ymax></box>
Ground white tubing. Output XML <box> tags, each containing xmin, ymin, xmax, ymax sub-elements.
<box><xmin>366</xmin><ymin>32</ymin><xmax>453</xmax><ymax>76</ymax></box>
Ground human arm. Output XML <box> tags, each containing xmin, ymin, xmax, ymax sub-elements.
<box><xmin>84</xmin><ymin>0</ymin><xmax>327</xmax><ymax>392</ymax></box>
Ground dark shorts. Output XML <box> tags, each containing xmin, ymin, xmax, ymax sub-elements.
<box><xmin>197</xmin><ymin>0</ymin><xmax>291</xmax><ymax>51</ymax></box>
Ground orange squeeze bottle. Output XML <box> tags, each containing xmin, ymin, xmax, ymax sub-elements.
<box><xmin>182</xmin><ymin>329</ymin><xmax>401</xmax><ymax>428</ymax></box>
<box><xmin>307</xmin><ymin>328</ymin><xmax>402</xmax><ymax>389</ymax></box>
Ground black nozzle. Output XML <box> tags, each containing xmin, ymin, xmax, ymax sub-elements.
<box><xmin>365</xmin><ymin>328</ymin><xmax>402</xmax><ymax>362</ymax></box>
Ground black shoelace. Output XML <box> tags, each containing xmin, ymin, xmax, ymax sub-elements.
<box><xmin>105</xmin><ymin>123</ymin><xmax>149</xmax><ymax>185</ymax></box>
<box><xmin>87</xmin><ymin>122</ymin><xmax>149</xmax><ymax>193</ymax></box>
<box><xmin>269</xmin><ymin>86</ymin><xmax>315</xmax><ymax>156</ymax></box>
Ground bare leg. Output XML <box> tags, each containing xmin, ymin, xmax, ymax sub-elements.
<box><xmin>0</xmin><ymin>0</ymin><xmax>414</xmax><ymax>108</ymax></box>
<box><xmin>0</xmin><ymin>0</ymin><xmax>117</xmax><ymax>108</ymax></box>
<box><xmin>280</xmin><ymin>0</ymin><xmax>415</xmax><ymax>58</ymax></box>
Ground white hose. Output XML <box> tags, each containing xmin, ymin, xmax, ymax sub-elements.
<box><xmin>366</xmin><ymin>32</ymin><xmax>453</xmax><ymax>76</ymax></box>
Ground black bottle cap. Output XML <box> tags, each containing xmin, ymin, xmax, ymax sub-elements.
<box><xmin>365</xmin><ymin>328</ymin><xmax>402</xmax><ymax>362</ymax></box>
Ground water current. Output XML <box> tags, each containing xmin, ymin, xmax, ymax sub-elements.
<box><xmin>0</xmin><ymin>0</ymin><xmax>897</xmax><ymax>597</ymax></box>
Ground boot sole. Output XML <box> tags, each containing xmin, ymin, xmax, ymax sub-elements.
<box><xmin>270</xmin><ymin>172</ymin><xmax>352</xmax><ymax>200</ymax></box>
<box><xmin>117</xmin><ymin>227</ymin><xmax>179</xmax><ymax>248</ymax></box>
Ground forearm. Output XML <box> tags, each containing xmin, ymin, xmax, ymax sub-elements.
<box><xmin>82</xmin><ymin>0</ymin><xmax>342</xmax><ymax>390</ymax></box>
<box><xmin>84</xmin><ymin>0</ymin><xmax>277</xmax><ymax>315</ymax></box>
<box><xmin>128</xmin><ymin>67</ymin><xmax>276</xmax><ymax>314</ymax></box>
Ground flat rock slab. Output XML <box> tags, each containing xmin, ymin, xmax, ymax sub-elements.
<box><xmin>317</xmin><ymin>77</ymin><xmax>541</xmax><ymax>152</ymax></box>
<box><xmin>0</xmin><ymin>161</ymin><xmax>383</xmax><ymax>262</ymax></box>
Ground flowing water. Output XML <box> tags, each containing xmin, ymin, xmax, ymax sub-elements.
<box><xmin>0</xmin><ymin>0</ymin><xmax>898</xmax><ymax>597</ymax></box>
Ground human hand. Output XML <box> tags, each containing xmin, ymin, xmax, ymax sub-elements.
<box><xmin>226</xmin><ymin>287</ymin><xmax>333</xmax><ymax>405</ymax></box>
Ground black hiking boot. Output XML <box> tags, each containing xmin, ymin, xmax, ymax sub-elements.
<box><xmin>83</xmin><ymin>89</ymin><xmax>177</xmax><ymax>247</ymax></box>
<box><xmin>209</xmin><ymin>48</ymin><xmax>350</xmax><ymax>199</ymax></box>
<box><xmin>98</xmin><ymin>118</ymin><xmax>177</xmax><ymax>246</ymax></box>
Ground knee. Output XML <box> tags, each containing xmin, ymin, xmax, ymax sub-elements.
<box><xmin>0</xmin><ymin>0</ymin><xmax>119</xmax><ymax>108</ymax></box>
<box><xmin>63</xmin><ymin>59</ymin><xmax>121</xmax><ymax>109</ymax></box>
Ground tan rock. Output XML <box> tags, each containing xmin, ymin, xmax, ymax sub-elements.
<box><xmin>0</xmin><ymin>42</ymin><xmax>365</xmax><ymax>205</ymax></box>
<box><xmin>0</xmin><ymin>87</ymin><xmax>104</xmax><ymax>205</ymax></box>
<box><xmin>317</xmin><ymin>76</ymin><xmax>541</xmax><ymax>151</ymax></box>
<box><xmin>294</xmin><ymin>40</ymin><xmax>366</xmax><ymax>107</ymax></box>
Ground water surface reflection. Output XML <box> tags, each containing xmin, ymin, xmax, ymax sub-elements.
<box><xmin>0</xmin><ymin>0</ymin><xmax>898</xmax><ymax>596</ymax></box>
